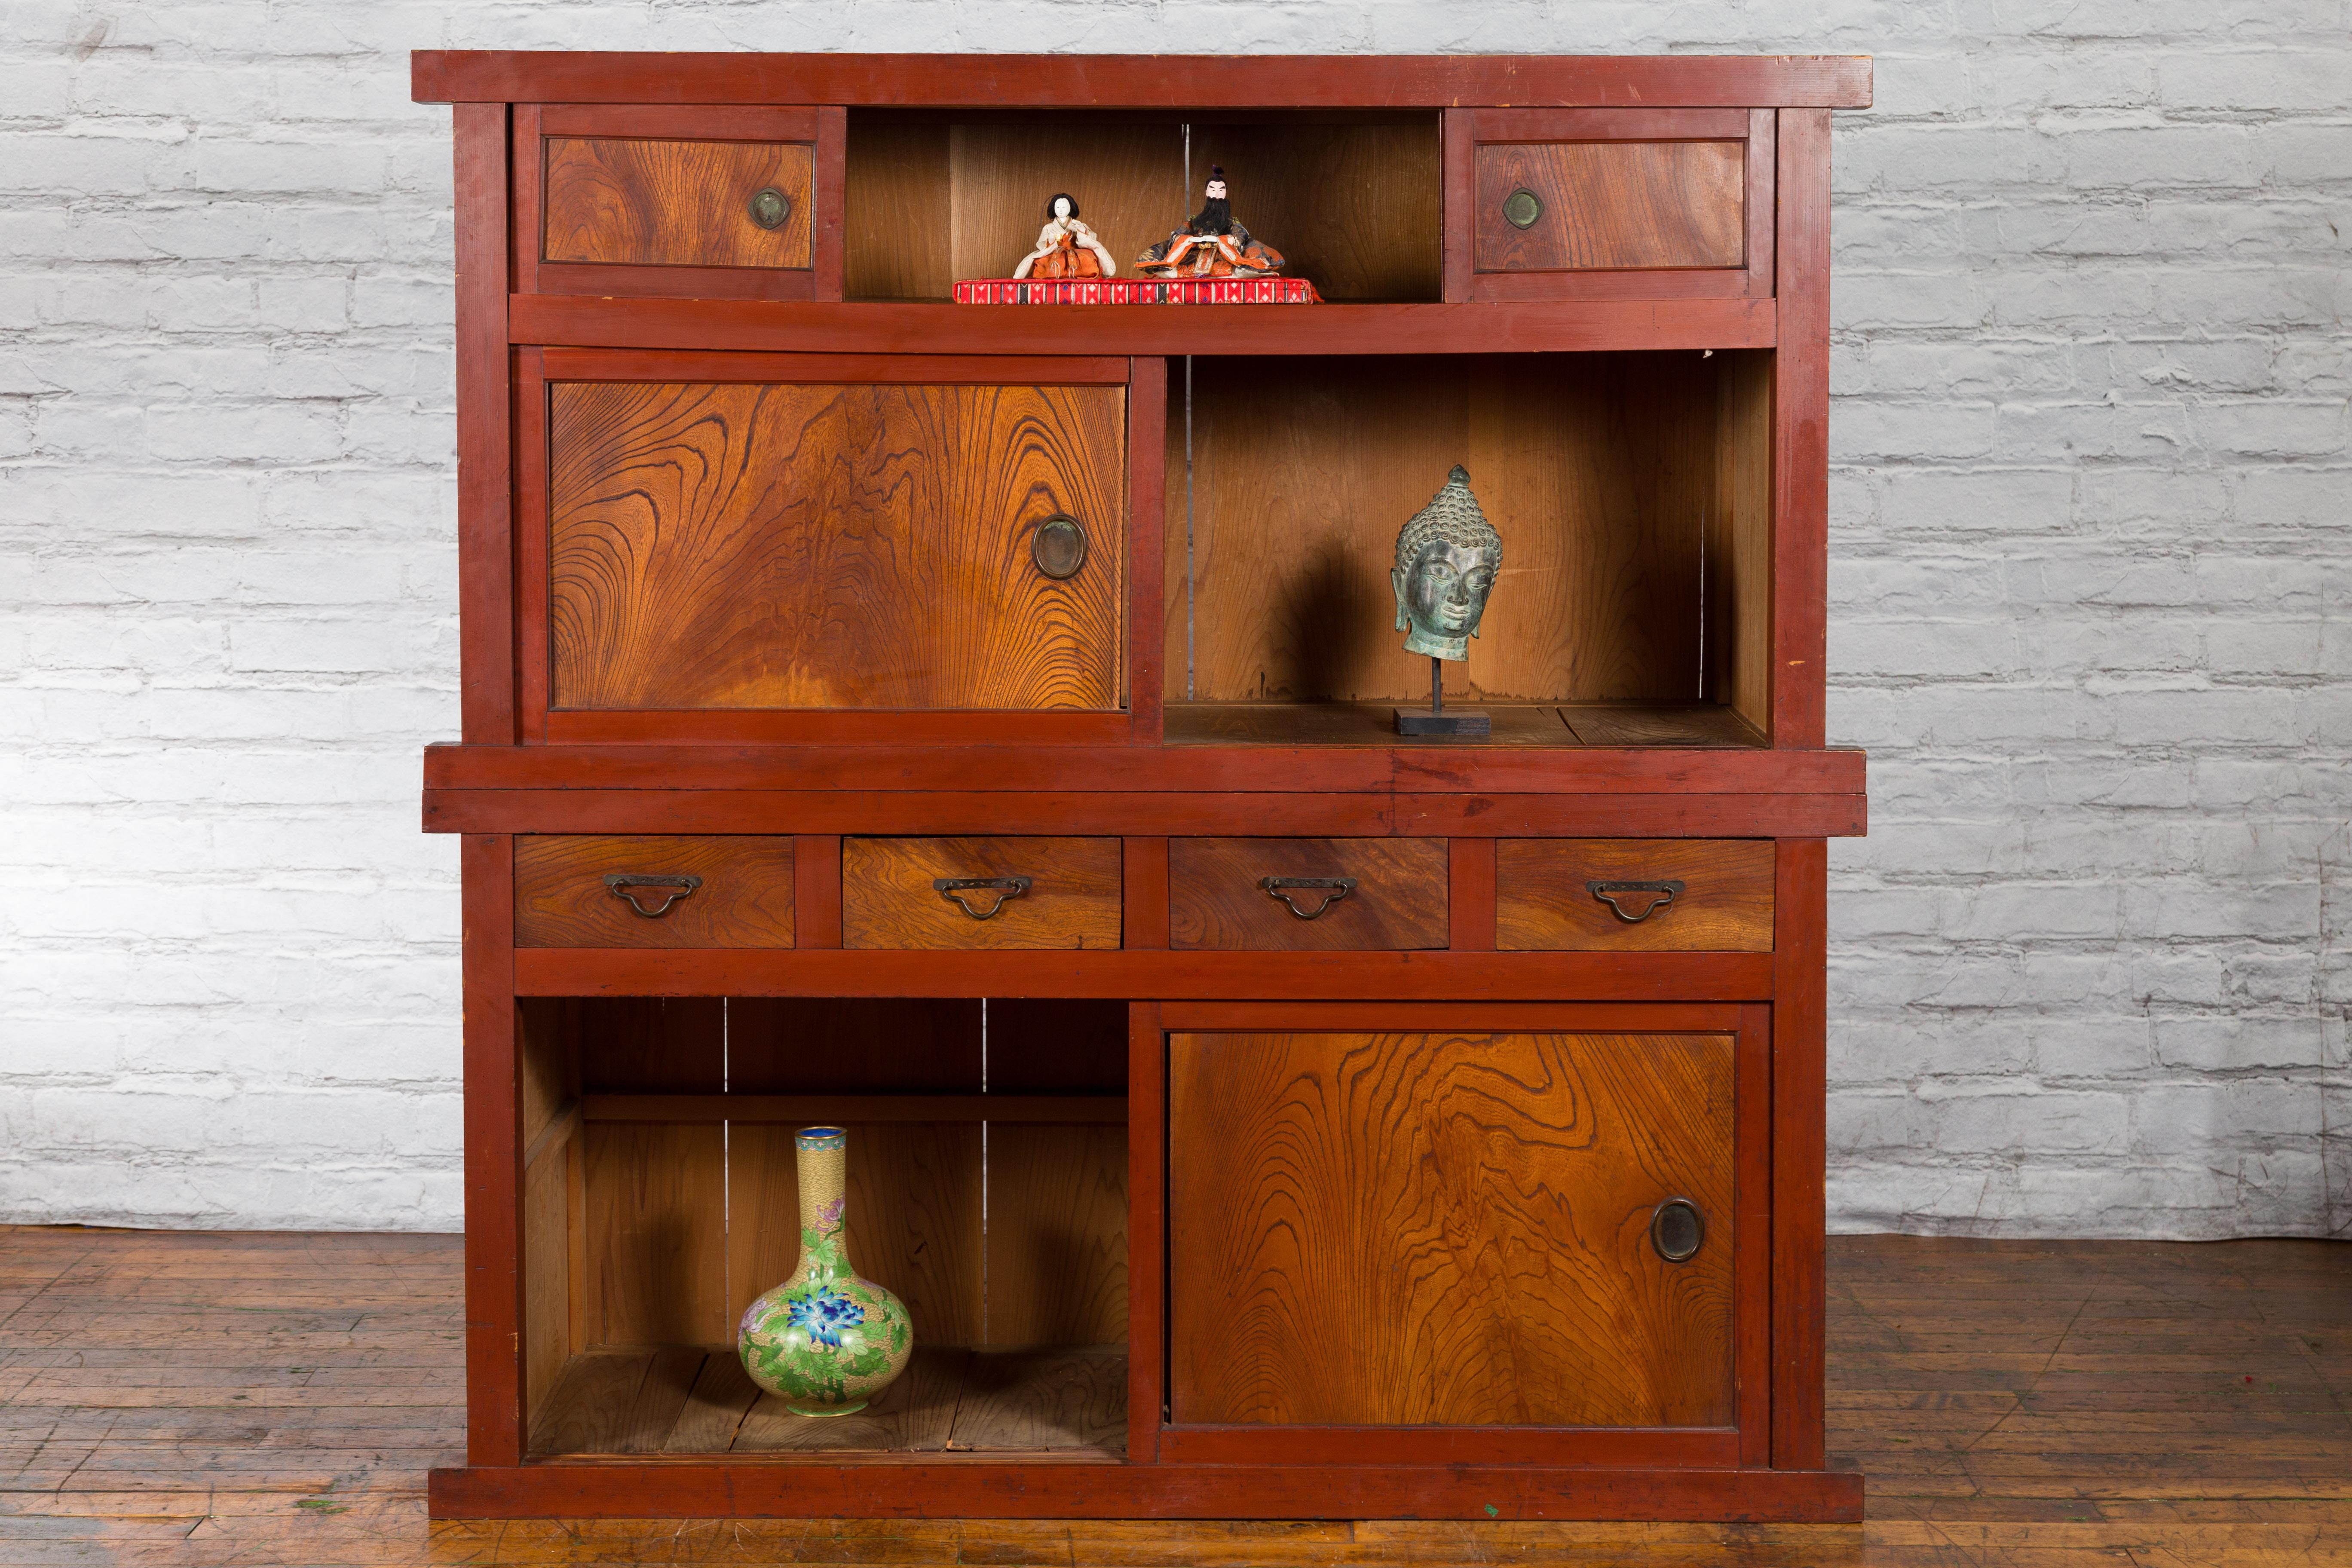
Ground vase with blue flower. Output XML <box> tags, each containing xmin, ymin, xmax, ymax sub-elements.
<box><xmin>736</xmin><ymin>1127</ymin><xmax>913</xmax><ymax>1416</ymax></box>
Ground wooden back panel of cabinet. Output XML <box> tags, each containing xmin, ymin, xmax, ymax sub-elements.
<box><xmin>546</xmin><ymin>379</ymin><xmax>1126</xmax><ymax>711</ymax></box>
<box><xmin>1167</xmin><ymin>1029</ymin><xmax>1735</xmax><ymax>1428</ymax></box>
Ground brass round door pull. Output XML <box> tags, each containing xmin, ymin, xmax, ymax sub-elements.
<box><xmin>934</xmin><ymin>876</ymin><xmax>1032</xmax><ymax>920</ymax></box>
<box><xmin>1032</xmin><ymin>514</ymin><xmax>1088</xmax><ymax>580</ymax></box>
<box><xmin>1502</xmin><ymin>187</ymin><xmax>1545</xmax><ymax>229</ymax></box>
<box><xmin>604</xmin><ymin>873</ymin><xmax>702</xmax><ymax>918</ymax></box>
<box><xmin>1651</xmin><ymin>1198</ymin><xmax>1706</xmax><ymax>1263</ymax></box>
<box><xmin>748</xmin><ymin>186</ymin><xmax>792</xmax><ymax>230</ymax></box>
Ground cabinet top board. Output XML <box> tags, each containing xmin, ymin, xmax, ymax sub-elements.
<box><xmin>412</xmin><ymin>52</ymin><xmax>1873</xmax><ymax>110</ymax></box>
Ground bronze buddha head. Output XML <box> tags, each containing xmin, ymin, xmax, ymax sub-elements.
<box><xmin>1391</xmin><ymin>466</ymin><xmax>1502</xmax><ymax>661</ymax></box>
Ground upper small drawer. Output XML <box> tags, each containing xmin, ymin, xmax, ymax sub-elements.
<box><xmin>1450</xmin><ymin>109</ymin><xmax>1772</xmax><ymax>304</ymax></box>
<box><xmin>515</xmin><ymin>835</ymin><xmax>795</xmax><ymax>948</ymax></box>
<box><xmin>1170</xmin><ymin>838</ymin><xmax>1448</xmax><ymax>951</ymax></box>
<box><xmin>1496</xmin><ymin>839</ymin><xmax>1773</xmax><ymax>952</ymax></box>
<box><xmin>521</xmin><ymin>105</ymin><xmax>834</xmax><ymax>301</ymax></box>
<box><xmin>545</xmin><ymin>138</ymin><xmax>813</xmax><ymax>269</ymax></box>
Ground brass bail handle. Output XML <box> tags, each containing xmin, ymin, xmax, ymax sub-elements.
<box><xmin>1587</xmin><ymin>879</ymin><xmax>1685</xmax><ymax>922</ymax></box>
<box><xmin>1259</xmin><ymin>876</ymin><xmax>1357</xmax><ymax>921</ymax></box>
<box><xmin>604</xmin><ymin>872</ymin><xmax>703</xmax><ymax>918</ymax></box>
<box><xmin>934</xmin><ymin>875</ymin><xmax>1032</xmax><ymax>920</ymax></box>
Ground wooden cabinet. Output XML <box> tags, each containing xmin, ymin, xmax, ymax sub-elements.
<box><xmin>415</xmin><ymin>48</ymin><xmax>1869</xmax><ymax>1525</ymax></box>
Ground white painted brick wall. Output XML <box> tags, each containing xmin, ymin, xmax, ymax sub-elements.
<box><xmin>2</xmin><ymin>2</ymin><xmax>2344</xmax><ymax>1237</ymax></box>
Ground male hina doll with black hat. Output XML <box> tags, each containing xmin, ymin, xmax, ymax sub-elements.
<box><xmin>1135</xmin><ymin>165</ymin><xmax>1289</xmax><ymax>278</ymax></box>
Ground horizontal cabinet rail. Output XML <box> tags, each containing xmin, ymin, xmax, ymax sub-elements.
<box><xmin>510</xmin><ymin>948</ymin><xmax>1778</xmax><ymax>1000</ymax></box>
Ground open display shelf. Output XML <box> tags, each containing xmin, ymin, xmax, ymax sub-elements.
<box><xmin>412</xmin><ymin>50</ymin><xmax>1872</xmax><ymax>1523</ymax></box>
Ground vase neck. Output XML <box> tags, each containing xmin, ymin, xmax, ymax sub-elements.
<box><xmin>794</xmin><ymin>1127</ymin><xmax>850</xmax><ymax>1277</ymax></box>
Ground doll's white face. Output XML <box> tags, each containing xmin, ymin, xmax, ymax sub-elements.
<box><xmin>1052</xmin><ymin>196</ymin><xmax>1074</xmax><ymax>219</ymax></box>
<box><xmin>1204</xmin><ymin>180</ymin><xmax>1227</xmax><ymax>200</ymax></box>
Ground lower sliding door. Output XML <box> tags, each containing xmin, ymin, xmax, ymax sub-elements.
<box><xmin>1158</xmin><ymin>1004</ymin><xmax>1766</xmax><ymax>1464</ymax></box>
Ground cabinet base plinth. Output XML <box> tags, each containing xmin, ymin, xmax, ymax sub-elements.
<box><xmin>427</xmin><ymin>1461</ymin><xmax>1864</xmax><ymax>1521</ymax></box>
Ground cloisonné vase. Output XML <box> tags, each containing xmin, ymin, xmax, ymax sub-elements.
<box><xmin>735</xmin><ymin>1127</ymin><xmax>913</xmax><ymax>1416</ymax></box>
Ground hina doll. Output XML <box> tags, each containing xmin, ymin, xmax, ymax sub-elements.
<box><xmin>1012</xmin><ymin>193</ymin><xmax>1119</xmax><ymax>279</ymax></box>
<box><xmin>1135</xmin><ymin>166</ymin><xmax>1287</xmax><ymax>278</ymax></box>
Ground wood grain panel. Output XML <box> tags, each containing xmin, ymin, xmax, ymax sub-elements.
<box><xmin>727</xmin><ymin>1121</ymin><xmax>984</xmax><ymax>1348</ymax></box>
<box><xmin>528</xmin><ymin>1349</ymin><xmax>652</xmax><ymax>1456</ymax></box>
<box><xmin>664</xmin><ymin>1352</ymin><xmax>762</xmax><ymax>1452</ymax></box>
<box><xmin>574</xmin><ymin>996</ymin><xmax>725</xmax><ymax>1094</ymax></box>
<box><xmin>735</xmin><ymin>1344</ymin><xmax>968</xmax><ymax>1452</ymax></box>
<box><xmin>1193</xmin><ymin>120</ymin><xmax>1442</xmax><ymax>302</ymax></box>
<box><xmin>1168</xmin><ymin>1030</ymin><xmax>1736</xmax><ymax>1427</ymax></box>
<box><xmin>984</xmin><ymin>1124</ymin><xmax>1128</xmax><ymax>1348</ymax></box>
<box><xmin>1495</xmin><ymin>839</ymin><xmax>1774</xmax><ymax>952</ymax></box>
<box><xmin>521</xmin><ymin>1138</ymin><xmax>570</xmax><ymax>1427</ymax></box>
<box><xmin>952</xmin><ymin>1348</ymin><xmax>1126</xmax><ymax>1450</ymax></box>
<box><xmin>1173</xmin><ymin>354</ymin><xmax>1713</xmax><ymax>704</ymax></box>
<box><xmin>843</xmin><ymin>116</ymin><xmax>949</xmax><ymax>299</ymax></box>
<box><xmin>948</xmin><ymin>122</ymin><xmax>1183</xmax><ymax>297</ymax></box>
<box><xmin>582</xmin><ymin>1122</ymin><xmax>729</xmax><ymax>1348</ymax></box>
<box><xmin>726</xmin><ymin>997</ymin><xmax>982</xmax><ymax>1093</ymax></box>
<box><xmin>1714</xmin><ymin>349</ymin><xmax>1774</xmax><ymax>736</ymax></box>
<box><xmin>1162</xmin><ymin>701</ymin><xmax>1572</xmax><ymax>747</ymax></box>
<box><xmin>548</xmin><ymin>380</ymin><xmax>1125</xmax><ymax>712</ymax></box>
<box><xmin>544</xmin><ymin>138</ymin><xmax>814</xmax><ymax>268</ymax></box>
<box><xmin>1474</xmin><ymin>142</ymin><xmax>1743</xmax><ymax>272</ymax></box>
<box><xmin>515</xmin><ymin>835</ymin><xmax>794</xmax><ymax>948</ymax></box>
<box><xmin>841</xmin><ymin>836</ymin><xmax>1121</xmax><ymax>950</ymax></box>
<box><xmin>1168</xmin><ymin>837</ymin><xmax>1449</xmax><ymax>951</ymax></box>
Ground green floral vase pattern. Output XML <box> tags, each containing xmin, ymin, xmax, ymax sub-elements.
<box><xmin>735</xmin><ymin>1127</ymin><xmax>913</xmax><ymax>1417</ymax></box>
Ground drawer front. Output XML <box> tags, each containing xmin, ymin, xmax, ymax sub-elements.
<box><xmin>1169</xmin><ymin>1029</ymin><xmax>1735</xmax><ymax>1427</ymax></box>
<box><xmin>544</xmin><ymin>137</ymin><xmax>815</xmax><ymax>269</ymax></box>
<box><xmin>842</xmin><ymin>836</ymin><xmax>1121</xmax><ymax>950</ymax></box>
<box><xmin>515</xmin><ymin>835</ymin><xmax>795</xmax><ymax>948</ymax></box>
<box><xmin>1169</xmin><ymin>838</ymin><xmax>1448</xmax><ymax>951</ymax></box>
<box><xmin>547</xmin><ymin>379</ymin><xmax>1125</xmax><ymax>713</ymax></box>
<box><xmin>1474</xmin><ymin>138</ymin><xmax>1745</xmax><ymax>273</ymax></box>
<box><xmin>1496</xmin><ymin>839</ymin><xmax>1773</xmax><ymax>951</ymax></box>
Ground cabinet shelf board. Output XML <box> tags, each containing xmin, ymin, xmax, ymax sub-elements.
<box><xmin>413</xmin><ymin>51</ymin><xmax>1874</xmax><ymax>111</ymax></box>
<box><xmin>511</xmin><ymin>948</ymin><xmax>1780</xmax><ymax>1000</ymax></box>
<box><xmin>530</xmin><ymin>1344</ymin><xmax>1124</xmax><ymax>1459</ymax></box>
<box><xmin>423</xmin><ymin>739</ymin><xmax>1865</xmax><ymax>796</ymax></box>
<box><xmin>582</xmin><ymin>1093</ymin><xmax>1126</xmax><ymax>1124</ymax></box>
<box><xmin>511</xmin><ymin>294</ymin><xmax>1776</xmax><ymax>358</ymax></box>
<box><xmin>429</xmin><ymin>788</ymin><xmax>1866</xmax><ymax>839</ymax></box>
<box><xmin>1164</xmin><ymin>702</ymin><xmax>1766</xmax><ymax>748</ymax></box>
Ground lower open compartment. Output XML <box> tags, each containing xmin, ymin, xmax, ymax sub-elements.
<box><xmin>517</xmin><ymin>995</ymin><xmax>1129</xmax><ymax>1460</ymax></box>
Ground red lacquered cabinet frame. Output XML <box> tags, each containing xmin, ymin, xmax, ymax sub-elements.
<box><xmin>414</xmin><ymin>49</ymin><xmax>1871</xmax><ymax>1522</ymax></box>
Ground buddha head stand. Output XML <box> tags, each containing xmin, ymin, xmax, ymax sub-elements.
<box><xmin>1391</xmin><ymin>465</ymin><xmax>1503</xmax><ymax>737</ymax></box>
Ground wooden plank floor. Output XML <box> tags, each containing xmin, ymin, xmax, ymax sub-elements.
<box><xmin>528</xmin><ymin>1344</ymin><xmax>1124</xmax><ymax>1456</ymax></box>
<box><xmin>2</xmin><ymin>1226</ymin><xmax>2346</xmax><ymax>1564</ymax></box>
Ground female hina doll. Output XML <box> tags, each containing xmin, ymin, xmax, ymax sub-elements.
<box><xmin>1135</xmin><ymin>166</ymin><xmax>1287</xmax><ymax>278</ymax></box>
<box><xmin>1012</xmin><ymin>193</ymin><xmax>1119</xmax><ymax>280</ymax></box>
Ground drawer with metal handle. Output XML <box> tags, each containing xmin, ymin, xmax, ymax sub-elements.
<box><xmin>1169</xmin><ymin>838</ymin><xmax>1448</xmax><ymax>951</ymax></box>
<box><xmin>841</xmin><ymin>836</ymin><xmax>1121</xmax><ymax>950</ymax></box>
<box><xmin>514</xmin><ymin>835</ymin><xmax>796</xmax><ymax>948</ymax></box>
<box><xmin>1495</xmin><ymin>839</ymin><xmax>1773</xmax><ymax>952</ymax></box>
